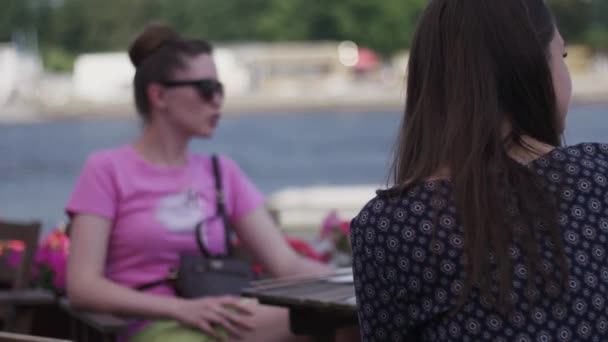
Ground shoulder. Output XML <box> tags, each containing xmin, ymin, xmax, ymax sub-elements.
<box><xmin>190</xmin><ymin>152</ymin><xmax>240</xmax><ymax>170</ymax></box>
<box><xmin>351</xmin><ymin>188</ymin><xmax>411</xmax><ymax>231</ymax></box>
<box><xmin>551</xmin><ymin>143</ymin><xmax>608</xmax><ymax>171</ymax></box>
<box><xmin>216</xmin><ymin>154</ymin><xmax>241</xmax><ymax>171</ymax></box>
<box><xmin>533</xmin><ymin>143</ymin><xmax>608</xmax><ymax>168</ymax></box>
<box><xmin>350</xmin><ymin>195</ymin><xmax>386</xmax><ymax>252</ymax></box>
<box><xmin>351</xmin><ymin>182</ymin><xmax>453</xmax><ymax>233</ymax></box>
<box><xmin>560</xmin><ymin>142</ymin><xmax>608</xmax><ymax>159</ymax></box>
<box><xmin>352</xmin><ymin>194</ymin><xmax>389</xmax><ymax>224</ymax></box>
<box><xmin>190</xmin><ymin>153</ymin><xmax>254</xmax><ymax>188</ymax></box>
<box><xmin>83</xmin><ymin>146</ymin><xmax>130</xmax><ymax>169</ymax></box>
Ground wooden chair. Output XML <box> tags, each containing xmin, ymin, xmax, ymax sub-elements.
<box><xmin>0</xmin><ymin>221</ymin><xmax>56</xmax><ymax>334</ymax></box>
<box><xmin>58</xmin><ymin>299</ymin><xmax>129</xmax><ymax>342</ymax></box>
<box><xmin>0</xmin><ymin>221</ymin><xmax>41</xmax><ymax>291</ymax></box>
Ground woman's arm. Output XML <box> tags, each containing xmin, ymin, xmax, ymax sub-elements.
<box><xmin>232</xmin><ymin>206</ymin><xmax>333</xmax><ymax>278</ymax></box>
<box><xmin>67</xmin><ymin>214</ymin><xmax>256</xmax><ymax>338</ymax></box>
<box><xmin>67</xmin><ymin>214</ymin><xmax>184</xmax><ymax>317</ymax></box>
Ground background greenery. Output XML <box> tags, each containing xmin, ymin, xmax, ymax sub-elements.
<box><xmin>1</xmin><ymin>0</ymin><xmax>606</xmax><ymax>71</ymax></box>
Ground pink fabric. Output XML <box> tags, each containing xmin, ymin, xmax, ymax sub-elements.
<box><xmin>66</xmin><ymin>145</ymin><xmax>264</xmax><ymax>339</ymax></box>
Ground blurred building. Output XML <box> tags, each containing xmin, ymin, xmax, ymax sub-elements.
<box><xmin>68</xmin><ymin>41</ymin><xmax>385</xmax><ymax>105</ymax></box>
<box><xmin>0</xmin><ymin>43</ymin><xmax>42</xmax><ymax>107</ymax></box>
<box><xmin>224</xmin><ymin>42</ymin><xmax>356</xmax><ymax>96</ymax></box>
<box><xmin>72</xmin><ymin>52</ymin><xmax>133</xmax><ymax>104</ymax></box>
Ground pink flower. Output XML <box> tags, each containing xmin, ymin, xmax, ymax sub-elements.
<box><xmin>321</xmin><ymin>210</ymin><xmax>342</xmax><ymax>238</ymax></box>
<box><xmin>7</xmin><ymin>240</ymin><xmax>24</xmax><ymax>252</ymax></box>
<box><xmin>6</xmin><ymin>245</ymin><xmax>23</xmax><ymax>268</ymax></box>
<box><xmin>0</xmin><ymin>240</ymin><xmax>26</xmax><ymax>268</ymax></box>
<box><xmin>339</xmin><ymin>221</ymin><xmax>350</xmax><ymax>236</ymax></box>
<box><xmin>319</xmin><ymin>212</ymin><xmax>351</xmax><ymax>242</ymax></box>
<box><xmin>52</xmin><ymin>258</ymin><xmax>67</xmax><ymax>289</ymax></box>
<box><xmin>287</xmin><ymin>238</ymin><xmax>323</xmax><ymax>261</ymax></box>
<box><xmin>315</xmin><ymin>212</ymin><xmax>353</xmax><ymax>266</ymax></box>
<box><xmin>33</xmin><ymin>228</ymin><xmax>70</xmax><ymax>290</ymax></box>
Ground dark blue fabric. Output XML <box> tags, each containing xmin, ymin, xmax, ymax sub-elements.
<box><xmin>351</xmin><ymin>143</ymin><xmax>608</xmax><ymax>341</ymax></box>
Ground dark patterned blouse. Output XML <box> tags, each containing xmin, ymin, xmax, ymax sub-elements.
<box><xmin>351</xmin><ymin>143</ymin><xmax>608</xmax><ymax>341</ymax></box>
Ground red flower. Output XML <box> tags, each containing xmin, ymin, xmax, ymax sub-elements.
<box><xmin>286</xmin><ymin>238</ymin><xmax>323</xmax><ymax>261</ymax></box>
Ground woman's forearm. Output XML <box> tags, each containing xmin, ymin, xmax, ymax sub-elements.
<box><xmin>68</xmin><ymin>276</ymin><xmax>184</xmax><ymax>320</ymax></box>
<box><xmin>274</xmin><ymin>254</ymin><xmax>334</xmax><ymax>278</ymax></box>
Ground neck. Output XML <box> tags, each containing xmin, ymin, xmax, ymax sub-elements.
<box><xmin>506</xmin><ymin>134</ymin><xmax>556</xmax><ymax>165</ymax></box>
<box><xmin>134</xmin><ymin>120</ymin><xmax>190</xmax><ymax>166</ymax></box>
<box><xmin>425</xmin><ymin>135</ymin><xmax>555</xmax><ymax>182</ymax></box>
<box><xmin>501</xmin><ymin>120</ymin><xmax>556</xmax><ymax>165</ymax></box>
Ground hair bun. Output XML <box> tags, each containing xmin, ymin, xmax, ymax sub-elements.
<box><xmin>128</xmin><ymin>23</ymin><xmax>180</xmax><ymax>68</ymax></box>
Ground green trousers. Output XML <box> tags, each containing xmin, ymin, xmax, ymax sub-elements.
<box><xmin>129</xmin><ymin>320</ymin><xmax>229</xmax><ymax>342</ymax></box>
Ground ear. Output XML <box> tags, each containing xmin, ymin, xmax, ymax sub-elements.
<box><xmin>147</xmin><ymin>83</ymin><xmax>167</xmax><ymax>110</ymax></box>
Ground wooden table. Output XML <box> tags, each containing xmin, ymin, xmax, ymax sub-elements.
<box><xmin>242</xmin><ymin>270</ymin><xmax>358</xmax><ymax>342</ymax></box>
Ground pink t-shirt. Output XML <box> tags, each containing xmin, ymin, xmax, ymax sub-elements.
<box><xmin>66</xmin><ymin>145</ymin><xmax>264</xmax><ymax>338</ymax></box>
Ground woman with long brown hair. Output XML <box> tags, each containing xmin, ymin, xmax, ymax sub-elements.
<box><xmin>351</xmin><ymin>0</ymin><xmax>608</xmax><ymax>340</ymax></box>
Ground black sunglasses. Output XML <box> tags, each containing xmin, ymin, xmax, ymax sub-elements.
<box><xmin>160</xmin><ymin>79</ymin><xmax>224</xmax><ymax>101</ymax></box>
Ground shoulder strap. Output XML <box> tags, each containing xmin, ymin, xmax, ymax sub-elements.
<box><xmin>136</xmin><ymin>155</ymin><xmax>232</xmax><ymax>291</ymax></box>
<box><xmin>136</xmin><ymin>156</ymin><xmax>233</xmax><ymax>291</ymax></box>
<box><xmin>211</xmin><ymin>154</ymin><xmax>234</xmax><ymax>256</ymax></box>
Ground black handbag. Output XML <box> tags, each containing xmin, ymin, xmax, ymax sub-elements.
<box><xmin>137</xmin><ymin>154</ymin><xmax>254</xmax><ymax>298</ymax></box>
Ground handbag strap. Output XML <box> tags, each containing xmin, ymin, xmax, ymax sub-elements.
<box><xmin>195</xmin><ymin>154</ymin><xmax>233</xmax><ymax>257</ymax></box>
<box><xmin>136</xmin><ymin>154</ymin><xmax>233</xmax><ymax>291</ymax></box>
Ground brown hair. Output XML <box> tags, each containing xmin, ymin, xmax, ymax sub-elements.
<box><xmin>392</xmin><ymin>0</ymin><xmax>568</xmax><ymax>309</ymax></box>
<box><xmin>129</xmin><ymin>23</ymin><xmax>213</xmax><ymax>120</ymax></box>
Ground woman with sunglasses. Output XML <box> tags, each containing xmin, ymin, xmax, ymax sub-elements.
<box><xmin>65</xmin><ymin>23</ymin><xmax>332</xmax><ymax>342</ymax></box>
<box><xmin>351</xmin><ymin>0</ymin><xmax>608</xmax><ymax>341</ymax></box>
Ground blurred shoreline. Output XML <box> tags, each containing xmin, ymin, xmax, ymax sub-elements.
<box><xmin>1</xmin><ymin>41</ymin><xmax>607</xmax><ymax>123</ymax></box>
<box><xmin>1</xmin><ymin>83</ymin><xmax>606</xmax><ymax>124</ymax></box>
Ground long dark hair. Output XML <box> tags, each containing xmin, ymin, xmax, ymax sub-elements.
<box><xmin>129</xmin><ymin>23</ymin><xmax>212</xmax><ymax>121</ymax></box>
<box><xmin>392</xmin><ymin>0</ymin><xmax>568</xmax><ymax>308</ymax></box>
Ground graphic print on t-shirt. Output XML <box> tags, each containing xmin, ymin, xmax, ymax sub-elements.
<box><xmin>155</xmin><ymin>188</ymin><xmax>204</xmax><ymax>232</ymax></box>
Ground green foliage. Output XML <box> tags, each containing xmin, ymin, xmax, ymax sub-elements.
<box><xmin>41</xmin><ymin>46</ymin><xmax>74</xmax><ymax>72</ymax></box>
<box><xmin>585</xmin><ymin>27</ymin><xmax>608</xmax><ymax>52</ymax></box>
<box><xmin>0</xmin><ymin>0</ymin><xmax>30</xmax><ymax>41</ymax></box>
<box><xmin>548</xmin><ymin>0</ymin><xmax>593</xmax><ymax>42</ymax></box>
<box><xmin>255</xmin><ymin>0</ymin><xmax>426</xmax><ymax>55</ymax></box>
<box><xmin>547</xmin><ymin>0</ymin><xmax>608</xmax><ymax>51</ymax></box>
<box><xmin>0</xmin><ymin>0</ymin><xmax>606</xmax><ymax>70</ymax></box>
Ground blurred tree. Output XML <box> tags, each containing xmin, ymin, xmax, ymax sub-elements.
<box><xmin>46</xmin><ymin>0</ymin><xmax>147</xmax><ymax>52</ymax></box>
<box><xmin>0</xmin><ymin>0</ymin><xmax>31</xmax><ymax>41</ymax></box>
<box><xmin>329</xmin><ymin>0</ymin><xmax>427</xmax><ymax>55</ymax></box>
<box><xmin>548</xmin><ymin>0</ymin><xmax>594</xmax><ymax>42</ymax></box>
<box><xmin>547</xmin><ymin>0</ymin><xmax>608</xmax><ymax>51</ymax></box>
<box><xmin>583</xmin><ymin>0</ymin><xmax>608</xmax><ymax>51</ymax></box>
<box><xmin>148</xmin><ymin>0</ymin><xmax>270</xmax><ymax>41</ymax></box>
<box><xmin>0</xmin><ymin>0</ymin><xmax>606</xmax><ymax>69</ymax></box>
<box><xmin>255</xmin><ymin>0</ymin><xmax>332</xmax><ymax>41</ymax></box>
<box><xmin>255</xmin><ymin>0</ymin><xmax>426</xmax><ymax>55</ymax></box>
